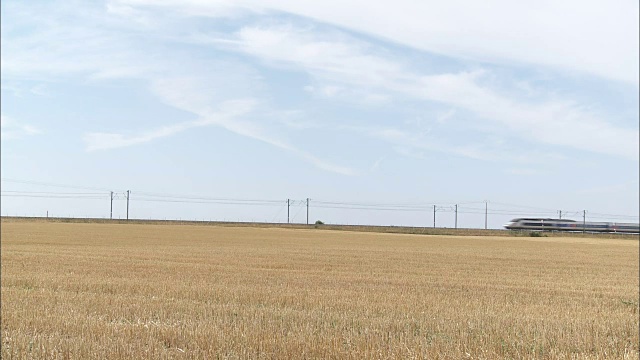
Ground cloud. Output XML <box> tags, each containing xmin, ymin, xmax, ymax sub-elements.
<box><xmin>3</xmin><ymin>0</ymin><xmax>637</xmax><ymax>175</ymax></box>
<box><xmin>0</xmin><ymin>115</ymin><xmax>41</xmax><ymax>140</ymax></box>
<box><xmin>84</xmin><ymin>76</ymin><xmax>358</xmax><ymax>175</ymax></box>
<box><xmin>113</xmin><ymin>0</ymin><xmax>639</xmax><ymax>84</ymax></box>
<box><xmin>291</xmin><ymin>0</ymin><xmax>639</xmax><ymax>85</ymax></box>
<box><xmin>2</xmin><ymin>5</ymin><xmax>138</xmax><ymax>80</ymax></box>
<box><xmin>436</xmin><ymin>109</ymin><xmax>456</xmax><ymax>124</ymax></box>
<box><xmin>230</xmin><ymin>25</ymin><xmax>407</xmax><ymax>88</ymax></box>
<box><xmin>370</xmin><ymin>157</ymin><xmax>384</xmax><ymax>171</ymax></box>
<box><xmin>505</xmin><ymin>168</ymin><xmax>538</xmax><ymax>176</ymax></box>
<box><xmin>2</xmin><ymin>2</ymin><xmax>355</xmax><ymax>175</ymax></box>
<box><xmin>82</xmin><ymin>97</ymin><xmax>260</xmax><ymax>151</ymax></box>
<box><xmin>150</xmin><ymin>78</ymin><xmax>358</xmax><ymax>175</ymax></box>
<box><xmin>412</xmin><ymin>72</ymin><xmax>639</xmax><ymax>160</ymax></box>
<box><xmin>225</xmin><ymin>26</ymin><xmax>639</xmax><ymax>160</ymax></box>
<box><xmin>85</xmin><ymin>118</ymin><xmax>205</xmax><ymax>151</ymax></box>
<box><xmin>342</xmin><ymin>123</ymin><xmax>570</xmax><ymax>164</ymax></box>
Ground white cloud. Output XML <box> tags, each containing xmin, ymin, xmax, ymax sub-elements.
<box><xmin>304</xmin><ymin>83</ymin><xmax>390</xmax><ymax>104</ymax></box>
<box><xmin>274</xmin><ymin>110</ymin><xmax>321</xmax><ymax>130</ymax></box>
<box><xmin>82</xmin><ymin>96</ymin><xmax>260</xmax><ymax>151</ymax></box>
<box><xmin>505</xmin><ymin>168</ymin><xmax>538</xmax><ymax>176</ymax></box>
<box><xmin>0</xmin><ymin>115</ymin><xmax>41</xmax><ymax>140</ymax></box>
<box><xmin>436</xmin><ymin>109</ymin><xmax>456</xmax><ymax>124</ymax></box>
<box><xmin>149</xmin><ymin>78</ymin><xmax>358</xmax><ymax>175</ymax></box>
<box><xmin>370</xmin><ymin>157</ymin><xmax>384</xmax><ymax>171</ymax></box>
<box><xmin>85</xmin><ymin>117</ymin><xmax>210</xmax><ymax>151</ymax></box>
<box><xmin>413</xmin><ymin>72</ymin><xmax>639</xmax><ymax>160</ymax></box>
<box><xmin>2</xmin><ymin>3</ymin><xmax>355</xmax><ymax>175</ymax></box>
<box><xmin>3</xmin><ymin>1</ymin><xmax>637</xmax><ymax>174</ymax></box>
<box><xmin>232</xmin><ymin>25</ymin><xmax>407</xmax><ymax>88</ymax></box>
<box><xmin>344</xmin><ymin>124</ymin><xmax>567</xmax><ymax>163</ymax></box>
<box><xmin>114</xmin><ymin>0</ymin><xmax>639</xmax><ymax>84</ymax></box>
<box><xmin>84</xmin><ymin>76</ymin><xmax>357</xmax><ymax>175</ymax></box>
<box><xmin>226</xmin><ymin>26</ymin><xmax>639</xmax><ymax>160</ymax></box>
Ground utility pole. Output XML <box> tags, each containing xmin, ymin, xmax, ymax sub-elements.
<box><xmin>306</xmin><ymin>198</ymin><xmax>309</xmax><ymax>225</ymax></box>
<box><xmin>583</xmin><ymin>210</ymin><xmax>586</xmax><ymax>233</ymax></box>
<box><xmin>126</xmin><ymin>190</ymin><xmax>130</xmax><ymax>220</ymax></box>
<box><xmin>455</xmin><ymin>204</ymin><xmax>458</xmax><ymax>229</ymax></box>
<box><xmin>558</xmin><ymin>210</ymin><xmax>562</xmax><ymax>219</ymax></box>
<box><xmin>110</xmin><ymin>191</ymin><xmax>114</xmax><ymax>220</ymax></box>
<box><xmin>433</xmin><ymin>205</ymin><xmax>436</xmax><ymax>228</ymax></box>
<box><xmin>287</xmin><ymin>199</ymin><xmax>290</xmax><ymax>224</ymax></box>
<box><xmin>484</xmin><ymin>201</ymin><xmax>488</xmax><ymax>230</ymax></box>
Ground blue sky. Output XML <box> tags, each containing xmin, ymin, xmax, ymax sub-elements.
<box><xmin>1</xmin><ymin>0</ymin><xmax>638</xmax><ymax>228</ymax></box>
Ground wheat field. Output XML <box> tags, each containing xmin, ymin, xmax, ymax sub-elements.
<box><xmin>1</xmin><ymin>220</ymin><xmax>638</xmax><ymax>359</ymax></box>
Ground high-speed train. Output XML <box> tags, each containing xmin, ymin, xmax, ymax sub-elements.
<box><xmin>504</xmin><ymin>218</ymin><xmax>640</xmax><ymax>233</ymax></box>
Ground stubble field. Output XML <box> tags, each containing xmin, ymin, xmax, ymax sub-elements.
<box><xmin>1</xmin><ymin>220</ymin><xmax>638</xmax><ymax>359</ymax></box>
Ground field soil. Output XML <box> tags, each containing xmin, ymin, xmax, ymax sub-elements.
<box><xmin>1</xmin><ymin>220</ymin><xmax>638</xmax><ymax>359</ymax></box>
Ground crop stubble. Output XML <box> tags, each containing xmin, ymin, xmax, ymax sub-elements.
<box><xmin>1</xmin><ymin>221</ymin><xmax>638</xmax><ymax>359</ymax></box>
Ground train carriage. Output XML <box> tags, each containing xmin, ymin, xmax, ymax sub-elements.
<box><xmin>504</xmin><ymin>218</ymin><xmax>639</xmax><ymax>233</ymax></box>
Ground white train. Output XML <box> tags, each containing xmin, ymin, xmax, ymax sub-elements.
<box><xmin>504</xmin><ymin>218</ymin><xmax>640</xmax><ymax>233</ymax></box>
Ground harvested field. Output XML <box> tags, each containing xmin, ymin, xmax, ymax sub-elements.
<box><xmin>1</xmin><ymin>220</ymin><xmax>638</xmax><ymax>359</ymax></box>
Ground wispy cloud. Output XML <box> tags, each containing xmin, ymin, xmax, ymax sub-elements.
<box><xmin>3</xmin><ymin>3</ymin><xmax>355</xmax><ymax>175</ymax></box>
<box><xmin>0</xmin><ymin>115</ymin><xmax>41</xmax><ymax>140</ymax></box>
<box><xmin>148</xmin><ymin>77</ymin><xmax>357</xmax><ymax>175</ymax></box>
<box><xmin>112</xmin><ymin>0</ymin><xmax>638</xmax><ymax>84</ymax></box>
<box><xmin>344</xmin><ymin>124</ymin><xmax>565</xmax><ymax>163</ymax></box>
<box><xmin>3</xmin><ymin>1</ymin><xmax>637</xmax><ymax>176</ymax></box>
<box><xmin>370</xmin><ymin>157</ymin><xmax>384</xmax><ymax>171</ymax></box>
<box><xmin>576</xmin><ymin>180</ymin><xmax>640</xmax><ymax>196</ymax></box>
<box><xmin>83</xmin><ymin>99</ymin><xmax>257</xmax><ymax>151</ymax></box>
<box><xmin>83</xmin><ymin>76</ymin><xmax>357</xmax><ymax>175</ymax></box>
<box><xmin>505</xmin><ymin>168</ymin><xmax>538</xmax><ymax>176</ymax></box>
<box><xmin>436</xmin><ymin>109</ymin><xmax>456</xmax><ymax>124</ymax></box>
<box><xmin>224</xmin><ymin>25</ymin><xmax>638</xmax><ymax>160</ymax></box>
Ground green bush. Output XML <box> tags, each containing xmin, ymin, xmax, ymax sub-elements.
<box><xmin>529</xmin><ymin>231</ymin><xmax>547</xmax><ymax>237</ymax></box>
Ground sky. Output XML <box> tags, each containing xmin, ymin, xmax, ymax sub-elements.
<box><xmin>1</xmin><ymin>0</ymin><xmax>638</xmax><ymax>228</ymax></box>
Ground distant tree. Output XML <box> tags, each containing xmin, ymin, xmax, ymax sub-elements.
<box><xmin>529</xmin><ymin>231</ymin><xmax>546</xmax><ymax>237</ymax></box>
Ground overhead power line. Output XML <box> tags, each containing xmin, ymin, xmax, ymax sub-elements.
<box><xmin>2</xmin><ymin>178</ymin><xmax>638</xmax><ymax>225</ymax></box>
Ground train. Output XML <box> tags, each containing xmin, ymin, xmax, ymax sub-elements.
<box><xmin>504</xmin><ymin>218</ymin><xmax>640</xmax><ymax>233</ymax></box>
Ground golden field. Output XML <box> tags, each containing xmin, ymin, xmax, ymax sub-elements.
<box><xmin>1</xmin><ymin>220</ymin><xmax>638</xmax><ymax>359</ymax></box>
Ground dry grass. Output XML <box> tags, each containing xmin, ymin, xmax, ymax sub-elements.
<box><xmin>5</xmin><ymin>216</ymin><xmax>638</xmax><ymax>239</ymax></box>
<box><xmin>1</xmin><ymin>221</ymin><xmax>638</xmax><ymax>359</ymax></box>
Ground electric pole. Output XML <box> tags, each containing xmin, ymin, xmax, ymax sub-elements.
<box><xmin>455</xmin><ymin>204</ymin><xmax>458</xmax><ymax>229</ymax></box>
<box><xmin>287</xmin><ymin>199</ymin><xmax>290</xmax><ymax>224</ymax></box>
<box><xmin>126</xmin><ymin>190</ymin><xmax>130</xmax><ymax>220</ymax></box>
<box><xmin>558</xmin><ymin>210</ymin><xmax>562</xmax><ymax>219</ymax></box>
<box><xmin>484</xmin><ymin>201</ymin><xmax>488</xmax><ymax>230</ymax></box>
<box><xmin>583</xmin><ymin>210</ymin><xmax>586</xmax><ymax>233</ymax></box>
<box><xmin>110</xmin><ymin>191</ymin><xmax>114</xmax><ymax>220</ymax></box>
<box><xmin>306</xmin><ymin>198</ymin><xmax>309</xmax><ymax>225</ymax></box>
<box><xmin>433</xmin><ymin>205</ymin><xmax>436</xmax><ymax>228</ymax></box>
